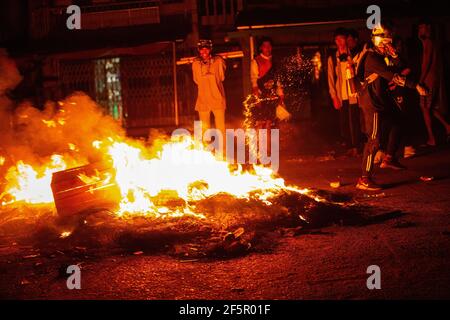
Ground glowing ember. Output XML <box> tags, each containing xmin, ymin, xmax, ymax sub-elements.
<box><xmin>60</xmin><ymin>231</ymin><xmax>72</xmax><ymax>238</ymax></box>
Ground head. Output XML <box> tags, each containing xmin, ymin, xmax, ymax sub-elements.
<box><xmin>418</xmin><ymin>20</ymin><xmax>433</xmax><ymax>40</ymax></box>
<box><xmin>371</xmin><ymin>23</ymin><xmax>395</xmax><ymax>56</ymax></box>
<box><xmin>334</xmin><ymin>28</ymin><xmax>348</xmax><ymax>51</ymax></box>
<box><xmin>197</xmin><ymin>39</ymin><xmax>213</xmax><ymax>60</ymax></box>
<box><xmin>259</xmin><ymin>37</ymin><xmax>273</xmax><ymax>57</ymax></box>
<box><xmin>347</xmin><ymin>29</ymin><xmax>359</xmax><ymax>50</ymax></box>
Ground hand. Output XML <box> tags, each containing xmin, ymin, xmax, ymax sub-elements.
<box><xmin>416</xmin><ymin>84</ymin><xmax>428</xmax><ymax>96</ymax></box>
<box><xmin>388</xmin><ymin>81</ymin><xmax>396</xmax><ymax>91</ymax></box>
<box><xmin>385</xmin><ymin>43</ymin><xmax>398</xmax><ymax>58</ymax></box>
<box><xmin>252</xmin><ymin>87</ymin><xmax>260</xmax><ymax>97</ymax></box>
<box><xmin>401</xmin><ymin>68</ymin><xmax>411</xmax><ymax>76</ymax></box>
<box><xmin>332</xmin><ymin>98</ymin><xmax>342</xmax><ymax>110</ymax></box>
<box><xmin>349</xmin><ymin>91</ymin><xmax>358</xmax><ymax>99</ymax></box>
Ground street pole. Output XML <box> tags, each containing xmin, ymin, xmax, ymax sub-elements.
<box><xmin>172</xmin><ymin>41</ymin><xmax>179</xmax><ymax>127</ymax></box>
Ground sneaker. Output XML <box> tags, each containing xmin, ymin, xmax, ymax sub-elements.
<box><xmin>380</xmin><ymin>158</ymin><xmax>407</xmax><ymax>170</ymax></box>
<box><xmin>356</xmin><ymin>177</ymin><xmax>382</xmax><ymax>191</ymax></box>
<box><xmin>404</xmin><ymin>146</ymin><xmax>416</xmax><ymax>158</ymax></box>
<box><xmin>374</xmin><ymin>150</ymin><xmax>385</xmax><ymax>164</ymax></box>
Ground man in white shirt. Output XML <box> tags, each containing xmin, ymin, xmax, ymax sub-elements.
<box><xmin>192</xmin><ymin>39</ymin><xmax>226</xmax><ymax>140</ymax></box>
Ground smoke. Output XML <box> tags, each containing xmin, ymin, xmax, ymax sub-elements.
<box><xmin>0</xmin><ymin>49</ymin><xmax>22</xmax><ymax>95</ymax></box>
<box><xmin>0</xmin><ymin>49</ymin><xmax>22</xmax><ymax>141</ymax></box>
<box><xmin>0</xmin><ymin>91</ymin><xmax>127</xmax><ymax>176</ymax></box>
<box><xmin>0</xmin><ymin>50</ymin><xmax>127</xmax><ymax>200</ymax></box>
<box><xmin>10</xmin><ymin>93</ymin><xmax>125</xmax><ymax>164</ymax></box>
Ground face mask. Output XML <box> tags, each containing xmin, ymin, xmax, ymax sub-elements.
<box><xmin>384</xmin><ymin>43</ymin><xmax>398</xmax><ymax>58</ymax></box>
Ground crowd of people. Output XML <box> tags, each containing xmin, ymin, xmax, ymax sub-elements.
<box><xmin>327</xmin><ymin>20</ymin><xmax>449</xmax><ymax>190</ymax></box>
<box><xmin>190</xmin><ymin>19</ymin><xmax>449</xmax><ymax>191</ymax></box>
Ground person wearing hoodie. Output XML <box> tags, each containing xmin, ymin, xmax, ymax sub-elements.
<box><xmin>356</xmin><ymin>23</ymin><xmax>428</xmax><ymax>191</ymax></box>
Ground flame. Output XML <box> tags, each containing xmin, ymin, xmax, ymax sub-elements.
<box><xmin>95</xmin><ymin>135</ymin><xmax>312</xmax><ymax>217</ymax></box>
<box><xmin>2</xmin><ymin>89</ymin><xmax>320</xmax><ymax>219</ymax></box>
<box><xmin>42</xmin><ymin>119</ymin><xmax>57</xmax><ymax>128</ymax></box>
<box><xmin>2</xmin><ymin>154</ymin><xmax>67</xmax><ymax>205</ymax></box>
<box><xmin>60</xmin><ymin>231</ymin><xmax>72</xmax><ymax>238</ymax></box>
<box><xmin>68</xmin><ymin>143</ymin><xmax>78</xmax><ymax>151</ymax></box>
<box><xmin>1</xmin><ymin>134</ymin><xmax>316</xmax><ymax>218</ymax></box>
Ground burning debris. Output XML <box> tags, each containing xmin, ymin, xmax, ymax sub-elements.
<box><xmin>1</xmin><ymin>91</ymin><xmax>318</xmax><ymax>219</ymax></box>
<box><xmin>0</xmin><ymin>58</ymin><xmax>367</xmax><ymax>258</ymax></box>
<box><xmin>0</xmin><ymin>187</ymin><xmax>369</xmax><ymax>259</ymax></box>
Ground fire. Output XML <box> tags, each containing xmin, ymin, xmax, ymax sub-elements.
<box><xmin>1</xmin><ymin>134</ymin><xmax>315</xmax><ymax>217</ymax></box>
<box><xmin>60</xmin><ymin>231</ymin><xmax>72</xmax><ymax>238</ymax></box>
<box><xmin>0</xmin><ymin>93</ymin><xmax>316</xmax><ymax>217</ymax></box>
<box><xmin>97</xmin><ymin>135</ymin><xmax>312</xmax><ymax>217</ymax></box>
<box><xmin>68</xmin><ymin>143</ymin><xmax>78</xmax><ymax>151</ymax></box>
<box><xmin>1</xmin><ymin>154</ymin><xmax>67</xmax><ymax>205</ymax></box>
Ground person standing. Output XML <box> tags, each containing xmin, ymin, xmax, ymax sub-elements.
<box><xmin>250</xmin><ymin>37</ymin><xmax>284</xmax><ymax>129</ymax></box>
<box><xmin>356</xmin><ymin>23</ymin><xmax>428</xmax><ymax>190</ymax></box>
<box><xmin>347</xmin><ymin>28</ymin><xmax>362</xmax><ymax>57</ymax></box>
<box><xmin>328</xmin><ymin>28</ymin><xmax>361</xmax><ymax>156</ymax></box>
<box><xmin>192</xmin><ymin>39</ymin><xmax>226</xmax><ymax>141</ymax></box>
<box><xmin>248</xmin><ymin>37</ymin><xmax>284</xmax><ymax>163</ymax></box>
<box><xmin>416</xmin><ymin>20</ymin><xmax>450</xmax><ymax>146</ymax></box>
<box><xmin>389</xmin><ymin>36</ymin><xmax>418</xmax><ymax>159</ymax></box>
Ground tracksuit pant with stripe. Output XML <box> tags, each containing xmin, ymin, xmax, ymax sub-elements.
<box><xmin>361</xmin><ymin>106</ymin><xmax>401</xmax><ymax>177</ymax></box>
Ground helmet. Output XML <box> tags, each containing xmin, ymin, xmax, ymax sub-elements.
<box><xmin>197</xmin><ymin>39</ymin><xmax>213</xmax><ymax>50</ymax></box>
<box><xmin>371</xmin><ymin>23</ymin><xmax>397</xmax><ymax>57</ymax></box>
<box><xmin>371</xmin><ymin>23</ymin><xmax>393</xmax><ymax>48</ymax></box>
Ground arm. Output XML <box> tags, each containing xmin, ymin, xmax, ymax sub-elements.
<box><xmin>367</xmin><ymin>53</ymin><xmax>416</xmax><ymax>89</ymax></box>
<box><xmin>420</xmin><ymin>40</ymin><xmax>433</xmax><ymax>85</ymax></box>
<box><xmin>250</xmin><ymin>59</ymin><xmax>259</xmax><ymax>93</ymax></box>
<box><xmin>327</xmin><ymin>56</ymin><xmax>341</xmax><ymax>109</ymax></box>
<box><xmin>276</xmin><ymin>81</ymin><xmax>284</xmax><ymax>103</ymax></box>
<box><xmin>192</xmin><ymin>61</ymin><xmax>198</xmax><ymax>85</ymax></box>
<box><xmin>327</xmin><ymin>56</ymin><xmax>338</xmax><ymax>100</ymax></box>
<box><xmin>217</xmin><ymin>56</ymin><xmax>226</xmax><ymax>82</ymax></box>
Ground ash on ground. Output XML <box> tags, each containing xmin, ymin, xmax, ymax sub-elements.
<box><xmin>0</xmin><ymin>190</ymin><xmax>396</xmax><ymax>260</ymax></box>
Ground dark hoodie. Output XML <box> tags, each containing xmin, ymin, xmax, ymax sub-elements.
<box><xmin>359</xmin><ymin>50</ymin><xmax>417</xmax><ymax>112</ymax></box>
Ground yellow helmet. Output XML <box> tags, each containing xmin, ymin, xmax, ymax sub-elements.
<box><xmin>371</xmin><ymin>24</ymin><xmax>393</xmax><ymax>47</ymax></box>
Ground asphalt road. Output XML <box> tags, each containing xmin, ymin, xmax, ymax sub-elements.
<box><xmin>1</xmin><ymin>146</ymin><xmax>449</xmax><ymax>299</ymax></box>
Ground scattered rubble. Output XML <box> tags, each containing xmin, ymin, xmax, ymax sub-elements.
<box><xmin>0</xmin><ymin>189</ymin><xmax>378</xmax><ymax>260</ymax></box>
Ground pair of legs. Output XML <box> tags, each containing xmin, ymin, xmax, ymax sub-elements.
<box><xmin>198</xmin><ymin>109</ymin><xmax>226</xmax><ymax>156</ymax></box>
<box><xmin>420</xmin><ymin>89</ymin><xmax>450</xmax><ymax>146</ymax></box>
<box><xmin>361</xmin><ymin>108</ymin><xmax>381</xmax><ymax>179</ymax></box>
<box><xmin>380</xmin><ymin>108</ymin><xmax>402</xmax><ymax>160</ymax></box>
<box><xmin>198</xmin><ymin>109</ymin><xmax>225</xmax><ymax>135</ymax></box>
<box><xmin>359</xmin><ymin>107</ymin><xmax>403</xmax><ymax>190</ymax></box>
<box><xmin>254</xmin><ymin>120</ymin><xmax>275</xmax><ymax>163</ymax></box>
<box><xmin>251</xmin><ymin>98</ymin><xmax>278</xmax><ymax>164</ymax></box>
<box><xmin>339</xmin><ymin>100</ymin><xmax>362</xmax><ymax>153</ymax></box>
